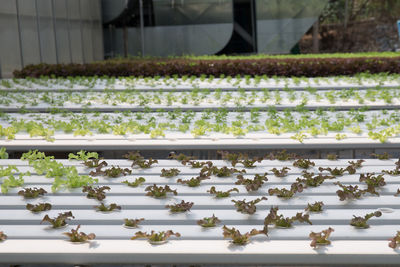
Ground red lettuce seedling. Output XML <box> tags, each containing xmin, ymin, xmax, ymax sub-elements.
<box><xmin>217</xmin><ymin>150</ymin><xmax>241</xmax><ymax>165</ymax></box>
<box><xmin>136</xmin><ymin>158</ymin><xmax>158</xmax><ymax>169</ymax></box>
<box><xmin>199</xmin><ymin>161</ymin><xmax>214</xmax><ymax>177</ymax></box>
<box><xmin>218</xmin><ymin>151</ymin><xmax>263</xmax><ymax>168</ymax></box>
<box><xmin>350</xmin><ymin>211</ymin><xmax>382</xmax><ymax>228</ymax></box>
<box><xmin>222</xmin><ymin>225</ymin><xmax>264</xmax><ymax>245</ymax></box>
<box><xmin>160</xmin><ymin>168</ymin><xmax>181</xmax><ymax>178</ymax></box>
<box><xmin>123</xmin><ymin>218</ymin><xmax>145</xmax><ymax>228</ymax></box>
<box><xmin>296</xmin><ymin>172</ymin><xmax>330</xmax><ymax>188</ymax></box>
<box><xmin>166</xmin><ymin>200</ymin><xmax>194</xmax><ymax>212</ymax></box>
<box><xmin>0</xmin><ymin>231</ymin><xmax>7</xmax><ymax>242</ymax></box>
<box><xmin>318</xmin><ymin>167</ymin><xmax>347</xmax><ymax>176</ymax></box>
<box><xmin>266</xmin><ymin>150</ymin><xmax>299</xmax><ymax>161</ymax></box>
<box><xmin>122</xmin><ymin>177</ymin><xmax>146</xmax><ymax>187</ymax></box>
<box><xmin>124</xmin><ymin>151</ymin><xmax>158</xmax><ymax>168</ymax></box>
<box><xmin>348</xmin><ymin>159</ymin><xmax>365</xmax><ymax>169</ymax></box>
<box><xmin>388</xmin><ymin>231</ymin><xmax>400</xmax><ymax>249</ymax></box>
<box><xmin>197</xmin><ymin>214</ymin><xmax>221</xmax><ymax>227</ymax></box>
<box><xmin>95</xmin><ymin>202</ymin><xmax>121</xmax><ymax>212</ymax></box>
<box><xmin>26</xmin><ymin>203</ymin><xmax>52</xmax><ymax>213</ymax></box>
<box><xmin>212</xmin><ymin>166</ymin><xmax>246</xmax><ymax>177</ymax></box>
<box><xmin>41</xmin><ymin>211</ymin><xmax>74</xmax><ymax>228</ymax></box>
<box><xmin>309</xmin><ymin>227</ymin><xmax>334</xmax><ymax>247</ymax></box>
<box><xmin>103</xmin><ymin>166</ymin><xmax>132</xmax><ymax>178</ymax></box>
<box><xmin>382</xmin><ymin>168</ymin><xmax>400</xmax><ymax>176</ymax></box>
<box><xmin>168</xmin><ymin>152</ymin><xmax>196</xmax><ymax>164</ymax></box>
<box><xmin>18</xmin><ymin>187</ymin><xmax>47</xmax><ymax>198</ymax></box>
<box><xmin>305</xmin><ymin>201</ymin><xmax>324</xmax><ymax>213</ymax></box>
<box><xmin>177</xmin><ymin>176</ymin><xmax>210</xmax><ymax>187</ymax></box>
<box><xmin>334</xmin><ymin>182</ymin><xmax>366</xmax><ymax>201</ymax></box>
<box><xmin>232</xmin><ymin>197</ymin><xmax>267</xmax><ymax>215</ymax></box>
<box><xmin>371</xmin><ymin>152</ymin><xmax>390</xmax><ymax>160</ymax></box>
<box><xmin>124</xmin><ymin>151</ymin><xmax>145</xmax><ymax>162</ymax></box>
<box><xmin>264</xmin><ymin>206</ymin><xmax>312</xmax><ymax>230</ymax></box>
<box><xmin>395</xmin><ymin>189</ymin><xmax>400</xmax><ymax>196</ymax></box>
<box><xmin>145</xmin><ymin>184</ymin><xmax>177</xmax><ymax>198</ymax></box>
<box><xmin>82</xmin><ymin>159</ymin><xmax>107</xmax><ymax>169</ymax></box>
<box><xmin>82</xmin><ymin>185</ymin><xmax>110</xmax><ymax>201</ymax></box>
<box><xmin>207</xmin><ymin>186</ymin><xmax>239</xmax><ymax>198</ymax></box>
<box><xmin>293</xmin><ymin>159</ymin><xmax>315</xmax><ymax>169</ymax></box>
<box><xmin>187</xmin><ymin>160</ymin><xmax>210</xmax><ymax>168</ymax></box>
<box><xmin>359</xmin><ymin>173</ymin><xmax>386</xmax><ymax>196</ymax></box>
<box><xmin>270</xmin><ymin>167</ymin><xmax>290</xmax><ymax>177</ymax></box>
<box><xmin>63</xmin><ymin>225</ymin><xmax>95</xmax><ymax>243</ymax></box>
<box><xmin>326</xmin><ymin>154</ymin><xmax>338</xmax><ymax>160</ymax></box>
<box><xmin>238</xmin><ymin>158</ymin><xmax>263</xmax><ymax>168</ymax></box>
<box><xmin>268</xmin><ymin>182</ymin><xmax>304</xmax><ymax>198</ymax></box>
<box><xmin>131</xmin><ymin>230</ymin><xmax>180</xmax><ymax>243</ymax></box>
<box><xmin>102</xmin><ymin>167</ymin><xmax>132</xmax><ymax>178</ymax></box>
<box><xmin>235</xmin><ymin>173</ymin><xmax>268</xmax><ymax>192</ymax></box>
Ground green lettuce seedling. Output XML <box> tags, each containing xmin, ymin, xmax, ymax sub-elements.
<box><xmin>68</xmin><ymin>150</ymin><xmax>98</xmax><ymax>161</ymax></box>
<box><xmin>0</xmin><ymin>147</ymin><xmax>8</xmax><ymax>159</ymax></box>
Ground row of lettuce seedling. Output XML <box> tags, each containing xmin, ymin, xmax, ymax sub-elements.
<box><xmin>0</xmin><ymin>149</ymin><xmax>399</xmax><ymax>247</ymax></box>
<box><xmin>3</xmin><ymin>73</ymin><xmax>399</xmax><ymax>90</ymax></box>
<box><xmin>1</xmin><ymin>87</ymin><xmax>400</xmax><ymax>108</ymax></box>
<box><xmin>1</xmin><ymin>108</ymin><xmax>400</xmax><ymax>142</ymax></box>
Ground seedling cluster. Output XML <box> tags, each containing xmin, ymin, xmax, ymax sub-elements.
<box><xmin>0</xmin><ymin>148</ymin><xmax>398</xmax><ymax>252</ymax></box>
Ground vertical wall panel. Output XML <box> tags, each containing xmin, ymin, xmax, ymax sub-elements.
<box><xmin>67</xmin><ymin>0</ymin><xmax>84</xmax><ymax>63</ymax></box>
<box><xmin>37</xmin><ymin>0</ymin><xmax>57</xmax><ymax>64</ymax></box>
<box><xmin>0</xmin><ymin>0</ymin><xmax>103</xmax><ymax>77</ymax></box>
<box><xmin>18</xmin><ymin>0</ymin><xmax>41</xmax><ymax>65</ymax></box>
<box><xmin>0</xmin><ymin>0</ymin><xmax>22</xmax><ymax>77</ymax></box>
<box><xmin>54</xmin><ymin>0</ymin><xmax>71</xmax><ymax>63</ymax></box>
<box><xmin>81</xmin><ymin>0</ymin><xmax>94</xmax><ymax>62</ymax></box>
<box><xmin>92</xmin><ymin>0</ymin><xmax>104</xmax><ymax>61</ymax></box>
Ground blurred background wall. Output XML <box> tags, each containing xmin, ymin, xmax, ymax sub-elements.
<box><xmin>102</xmin><ymin>0</ymin><xmax>329</xmax><ymax>58</ymax></box>
<box><xmin>0</xmin><ymin>0</ymin><xmax>103</xmax><ymax>78</ymax></box>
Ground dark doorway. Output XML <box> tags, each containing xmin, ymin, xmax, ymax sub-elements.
<box><xmin>218</xmin><ymin>0</ymin><xmax>257</xmax><ymax>54</ymax></box>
